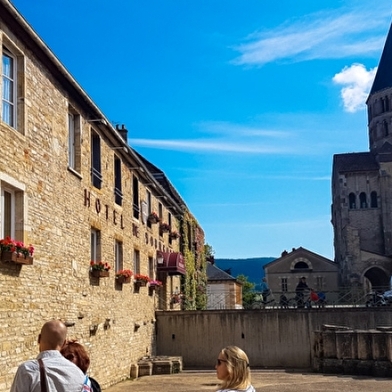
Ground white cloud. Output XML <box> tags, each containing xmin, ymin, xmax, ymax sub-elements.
<box><xmin>232</xmin><ymin>7</ymin><xmax>389</xmax><ymax>66</ymax></box>
<box><xmin>332</xmin><ymin>63</ymin><xmax>377</xmax><ymax>112</ymax></box>
<box><xmin>128</xmin><ymin>138</ymin><xmax>293</xmax><ymax>154</ymax></box>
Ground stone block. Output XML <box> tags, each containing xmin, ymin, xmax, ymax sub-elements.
<box><xmin>152</xmin><ymin>360</ymin><xmax>172</xmax><ymax>375</ymax></box>
<box><xmin>138</xmin><ymin>361</ymin><xmax>152</xmax><ymax>377</ymax></box>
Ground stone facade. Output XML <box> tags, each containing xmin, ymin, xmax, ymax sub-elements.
<box><xmin>331</xmin><ymin>22</ymin><xmax>392</xmax><ymax>289</ymax></box>
<box><xmin>263</xmin><ymin>247</ymin><xmax>339</xmax><ymax>301</ymax></box>
<box><xmin>0</xmin><ymin>1</ymin><xmax>204</xmax><ymax>390</ymax></box>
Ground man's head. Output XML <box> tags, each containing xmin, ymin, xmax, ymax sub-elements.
<box><xmin>301</xmin><ymin>276</ymin><xmax>306</xmax><ymax>281</ymax></box>
<box><xmin>38</xmin><ymin>320</ymin><xmax>68</xmax><ymax>352</ymax></box>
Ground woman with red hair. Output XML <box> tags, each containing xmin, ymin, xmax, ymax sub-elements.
<box><xmin>61</xmin><ymin>340</ymin><xmax>101</xmax><ymax>392</ymax></box>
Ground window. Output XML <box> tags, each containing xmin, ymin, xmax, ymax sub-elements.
<box><xmin>384</xmin><ymin>120</ymin><xmax>389</xmax><ymax>136</ymax></box>
<box><xmin>316</xmin><ymin>276</ymin><xmax>323</xmax><ymax>290</ymax></box>
<box><xmin>1</xmin><ymin>43</ymin><xmax>25</xmax><ymax>133</ymax></box>
<box><xmin>133</xmin><ymin>249</ymin><xmax>140</xmax><ymax>275</ymax></box>
<box><xmin>115</xmin><ymin>240</ymin><xmax>123</xmax><ymax>272</ymax></box>
<box><xmin>2</xmin><ymin>188</ymin><xmax>13</xmax><ymax>238</ymax></box>
<box><xmin>0</xmin><ymin>176</ymin><xmax>25</xmax><ymax>240</ymax></box>
<box><xmin>2</xmin><ymin>48</ymin><xmax>15</xmax><ymax>127</ymax></box>
<box><xmin>349</xmin><ymin>193</ymin><xmax>356</xmax><ymax>209</ymax></box>
<box><xmin>168</xmin><ymin>212</ymin><xmax>172</xmax><ymax>244</ymax></box>
<box><xmin>158</xmin><ymin>202</ymin><xmax>163</xmax><ymax>237</ymax></box>
<box><xmin>132</xmin><ymin>175</ymin><xmax>139</xmax><ymax>219</ymax></box>
<box><xmin>293</xmin><ymin>261</ymin><xmax>308</xmax><ymax>269</ymax></box>
<box><xmin>359</xmin><ymin>192</ymin><xmax>367</xmax><ymax>208</ymax></box>
<box><xmin>114</xmin><ymin>156</ymin><xmax>123</xmax><ymax>206</ymax></box>
<box><xmin>371</xmin><ymin>191</ymin><xmax>378</xmax><ymax>208</ymax></box>
<box><xmin>148</xmin><ymin>256</ymin><xmax>154</xmax><ymax>279</ymax></box>
<box><xmin>146</xmin><ymin>190</ymin><xmax>152</xmax><ymax>228</ymax></box>
<box><xmin>90</xmin><ymin>229</ymin><xmax>101</xmax><ymax>262</ymax></box>
<box><xmin>91</xmin><ymin>130</ymin><xmax>102</xmax><ymax>189</ymax></box>
<box><xmin>281</xmin><ymin>278</ymin><xmax>287</xmax><ymax>292</ymax></box>
<box><xmin>68</xmin><ymin>108</ymin><xmax>81</xmax><ymax>172</ymax></box>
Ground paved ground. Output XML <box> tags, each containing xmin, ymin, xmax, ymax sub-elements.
<box><xmin>105</xmin><ymin>370</ymin><xmax>392</xmax><ymax>391</ymax></box>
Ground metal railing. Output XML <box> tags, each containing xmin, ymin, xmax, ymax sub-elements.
<box><xmin>247</xmin><ymin>286</ymin><xmax>392</xmax><ymax>310</ymax></box>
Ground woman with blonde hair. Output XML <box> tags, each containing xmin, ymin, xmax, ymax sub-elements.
<box><xmin>215</xmin><ymin>346</ymin><xmax>255</xmax><ymax>392</ymax></box>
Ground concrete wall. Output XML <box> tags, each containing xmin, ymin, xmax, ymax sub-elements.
<box><xmin>156</xmin><ymin>308</ymin><xmax>392</xmax><ymax>369</ymax></box>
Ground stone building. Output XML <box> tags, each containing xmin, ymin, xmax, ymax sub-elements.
<box><xmin>263</xmin><ymin>247</ymin><xmax>339</xmax><ymax>301</ymax></box>
<box><xmin>0</xmin><ymin>1</ymin><xmax>204</xmax><ymax>390</ymax></box>
<box><xmin>206</xmin><ymin>262</ymin><xmax>243</xmax><ymax>309</ymax></box>
<box><xmin>331</xmin><ymin>22</ymin><xmax>392</xmax><ymax>289</ymax></box>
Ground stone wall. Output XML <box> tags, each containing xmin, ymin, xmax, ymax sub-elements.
<box><xmin>0</xmin><ymin>4</ymin><xmax>192</xmax><ymax>391</ymax></box>
<box><xmin>314</xmin><ymin>325</ymin><xmax>392</xmax><ymax>377</ymax></box>
<box><xmin>155</xmin><ymin>308</ymin><xmax>392</xmax><ymax>370</ymax></box>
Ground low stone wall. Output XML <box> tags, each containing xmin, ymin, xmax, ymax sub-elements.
<box><xmin>155</xmin><ymin>308</ymin><xmax>392</xmax><ymax>370</ymax></box>
<box><xmin>130</xmin><ymin>356</ymin><xmax>183</xmax><ymax>378</ymax></box>
<box><xmin>313</xmin><ymin>325</ymin><xmax>392</xmax><ymax>377</ymax></box>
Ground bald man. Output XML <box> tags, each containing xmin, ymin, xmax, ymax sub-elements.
<box><xmin>11</xmin><ymin>320</ymin><xmax>85</xmax><ymax>392</ymax></box>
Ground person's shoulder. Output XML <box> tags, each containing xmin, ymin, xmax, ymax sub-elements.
<box><xmin>18</xmin><ymin>359</ymin><xmax>39</xmax><ymax>371</ymax></box>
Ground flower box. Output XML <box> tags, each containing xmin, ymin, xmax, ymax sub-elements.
<box><xmin>148</xmin><ymin>212</ymin><xmax>160</xmax><ymax>224</ymax></box>
<box><xmin>1</xmin><ymin>251</ymin><xmax>33</xmax><ymax>265</ymax></box>
<box><xmin>169</xmin><ymin>231</ymin><xmax>180</xmax><ymax>240</ymax></box>
<box><xmin>91</xmin><ymin>270</ymin><xmax>109</xmax><ymax>278</ymax></box>
<box><xmin>149</xmin><ymin>280</ymin><xmax>162</xmax><ymax>289</ymax></box>
<box><xmin>116</xmin><ymin>275</ymin><xmax>131</xmax><ymax>284</ymax></box>
<box><xmin>135</xmin><ymin>279</ymin><xmax>147</xmax><ymax>287</ymax></box>
<box><xmin>159</xmin><ymin>222</ymin><xmax>171</xmax><ymax>233</ymax></box>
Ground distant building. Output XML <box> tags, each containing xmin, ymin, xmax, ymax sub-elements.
<box><xmin>207</xmin><ymin>262</ymin><xmax>243</xmax><ymax>309</ymax></box>
<box><xmin>263</xmin><ymin>247</ymin><xmax>339</xmax><ymax>300</ymax></box>
<box><xmin>331</xmin><ymin>22</ymin><xmax>392</xmax><ymax>289</ymax></box>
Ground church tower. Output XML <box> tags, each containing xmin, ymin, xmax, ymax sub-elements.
<box><xmin>331</xmin><ymin>22</ymin><xmax>392</xmax><ymax>288</ymax></box>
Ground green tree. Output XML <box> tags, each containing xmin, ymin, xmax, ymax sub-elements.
<box><xmin>237</xmin><ymin>274</ymin><xmax>256</xmax><ymax>309</ymax></box>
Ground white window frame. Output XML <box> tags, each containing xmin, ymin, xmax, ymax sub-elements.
<box><xmin>133</xmin><ymin>249</ymin><xmax>140</xmax><ymax>275</ymax></box>
<box><xmin>2</xmin><ymin>47</ymin><xmax>16</xmax><ymax>128</ymax></box>
<box><xmin>90</xmin><ymin>229</ymin><xmax>101</xmax><ymax>262</ymax></box>
<box><xmin>115</xmin><ymin>240</ymin><xmax>123</xmax><ymax>273</ymax></box>
<box><xmin>1</xmin><ymin>187</ymin><xmax>15</xmax><ymax>238</ymax></box>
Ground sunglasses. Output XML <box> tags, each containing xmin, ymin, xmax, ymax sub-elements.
<box><xmin>216</xmin><ymin>358</ymin><xmax>227</xmax><ymax>366</ymax></box>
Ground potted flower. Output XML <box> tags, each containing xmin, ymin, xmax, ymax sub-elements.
<box><xmin>0</xmin><ymin>236</ymin><xmax>34</xmax><ymax>265</ymax></box>
<box><xmin>169</xmin><ymin>231</ymin><xmax>180</xmax><ymax>240</ymax></box>
<box><xmin>149</xmin><ymin>279</ymin><xmax>163</xmax><ymax>289</ymax></box>
<box><xmin>134</xmin><ymin>273</ymin><xmax>150</xmax><ymax>287</ymax></box>
<box><xmin>159</xmin><ymin>222</ymin><xmax>171</xmax><ymax>233</ymax></box>
<box><xmin>148</xmin><ymin>212</ymin><xmax>160</xmax><ymax>224</ymax></box>
<box><xmin>90</xmin><ymin>261</ymin><xmax>111</xmax><ymax>278</ymax></box>
<box><xmin>115</xmin><ymin>269</ymin><xmax>133</xmax><ymax>284</ymax></box>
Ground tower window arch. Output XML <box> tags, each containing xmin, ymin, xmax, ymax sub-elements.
<box><xmin>359</xmin><ymin>192</ymin><xmax>367</xmax><ymax>208</ymax></box>
<box><xmin>370</xmin><ymin>191</ymin><xmax>378</xmax><ymax>208</ymax></box>
<box><xmin>349</xmin><ymin>193</ymin><xmax>356</xmax><ymax>209</ymax></box>
<box><xmin>383</xmin><ymin>120</ymin><xmax>389</xmax><ymax>136</ymax></box>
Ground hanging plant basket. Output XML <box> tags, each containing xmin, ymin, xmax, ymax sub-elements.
<box><xmin>91</xmin><ymin>270</ymin><xmax>109</xmax><ymax>278</ymax></box>
<box><xmin>135</xmin><ymin>279</ymin><xmax>147</xmax><ymax>287</ymax></box>
<box><xmin>1</xmin><ymin>251</ymin><xmax>33</xmax><ymax>265</ymax></box>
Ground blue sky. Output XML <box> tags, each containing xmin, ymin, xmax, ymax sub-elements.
<box><xmin>11</xmin><ymin>0</ymin><xmax>392</xmax><ymax>259</ymax></box>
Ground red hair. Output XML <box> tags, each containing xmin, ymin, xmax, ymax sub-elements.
<box><xmin>60</xmin><ymin>340</ymin><xmax>90</xmax><ymax>373</ymax></box>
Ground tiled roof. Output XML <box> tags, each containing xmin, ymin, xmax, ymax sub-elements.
<box><xmin>333</xmin><ymin>152</ymin><xmax>379</xmax><ymax>173</ymax></box>
<box><xmin>207</xmin><ymin>263</ymin><xmax>236</xmax><ymax>281</ymax></box>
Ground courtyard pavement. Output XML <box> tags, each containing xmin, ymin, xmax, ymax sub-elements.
<box><xmin>105</xmin><ymin>369</ymin><xmax>392</xmax><ymax>392</ymax></box>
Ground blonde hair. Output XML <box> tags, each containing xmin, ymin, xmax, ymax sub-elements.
<box><xmin>218</xmin><ymin>346</ymin><xmax>251</xmax><ymax>390</ymax></box>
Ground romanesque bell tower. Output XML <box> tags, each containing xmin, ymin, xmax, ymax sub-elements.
<box><xmin>331</xmin><ymin>22</ymin><xmax>392</xmax><ymax>288</ymax></box>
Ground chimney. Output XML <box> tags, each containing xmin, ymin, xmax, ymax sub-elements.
<box><xmin>116</xmin><ymin>124</ymin><xmax>128</xmax><ymax>142</ymax></box>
